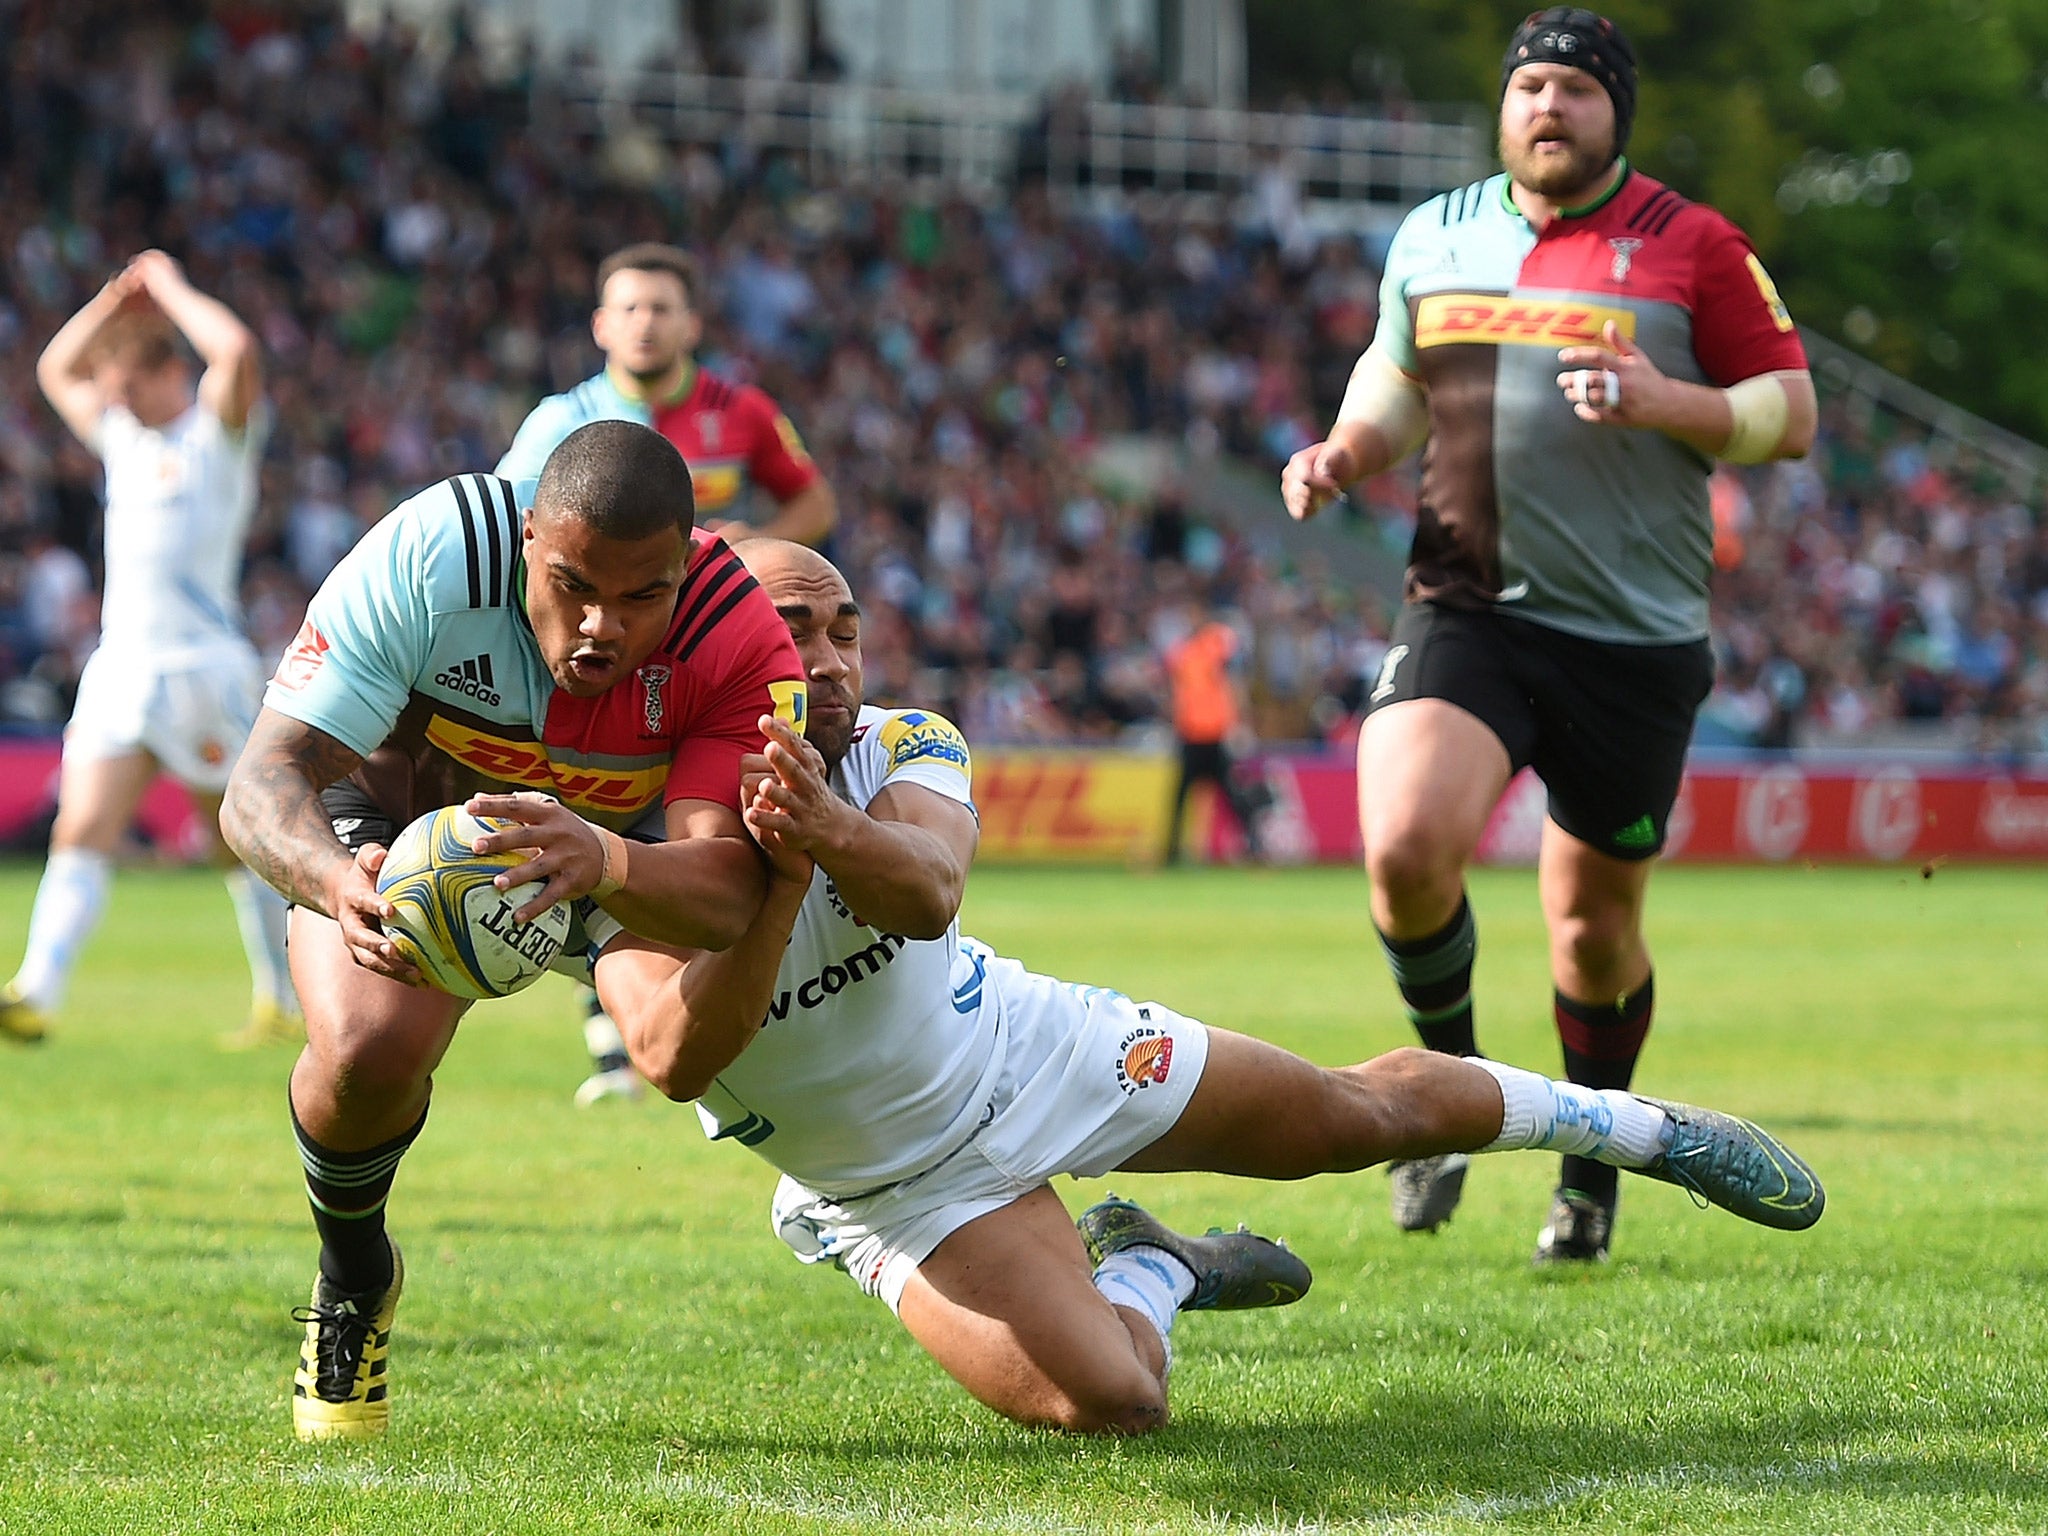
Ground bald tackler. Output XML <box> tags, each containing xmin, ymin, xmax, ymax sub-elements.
<box><xmin>1501</xmin><ymin>7</ymin><xmax>1638</xmax><ymax>157</ymax></box>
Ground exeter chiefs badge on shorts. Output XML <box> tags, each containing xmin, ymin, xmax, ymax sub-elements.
<box><xmin>1115</xmin><ymin>1015</ymin><xmax>1174</xmax><ymax>1096</ymax></box>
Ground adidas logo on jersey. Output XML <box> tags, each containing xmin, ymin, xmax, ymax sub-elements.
<box><xmin>435</xmin><ymin>654</ymin><xmax>501</xmax><ymax>706</ymax></box>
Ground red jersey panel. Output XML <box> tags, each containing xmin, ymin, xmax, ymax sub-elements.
<box><xmin>1514</xmin><ymin>172</ymin><xmax>1808</xmax><ymax>384</ymax></box>
<box><xmin>652</xmin><ymin>369</ymin><xmax>818</xmax><ymax>519</ymax></box>
<box><xmin>541</xmin><ymin>531</ymin><xmax>806</xmax><ymax>821</ymax></box>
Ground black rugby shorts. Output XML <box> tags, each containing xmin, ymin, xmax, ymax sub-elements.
<box><xmin>1366</xmin><ymin>601</ymin><xmax>1713</xmax><ymax>861</ymax></box>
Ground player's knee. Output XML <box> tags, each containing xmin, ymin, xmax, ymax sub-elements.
<box><xmin>49</xmin><ymin>808</ymin><xmax>119</xmax><ymax>855</ymax></box>
<box><xmin>1550</xmin><ymin>908</ymin><xmax>1638</xmax><ymax>977</ymax></box>
<box><xmin>317</xmin><ymin>1020</ymin><xmax>438</xmax><ymax>1105</ymax></box>
<box><xmin>1042</xmin><ymin>1377</ymin><xmax>1168</xmax><ymax>1436</ymax></box>
<box><xmin>1365</xmin><ymin>824</ymin><xmax>1462</xmax><ymax>911</ymax></box>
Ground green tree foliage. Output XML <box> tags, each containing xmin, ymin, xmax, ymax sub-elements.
<box><xmin>1247</xmin><ymin>0</ymin><xmax>2048</xmax><ymax>438</ymax></box>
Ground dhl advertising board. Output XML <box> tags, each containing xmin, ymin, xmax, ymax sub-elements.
<box><xmin>969</xmin><ymin>748</ymin><xmax>1176</xmax><ymax>862</ymax></box>
<box><xmin>0</xmin><ymin>739</ymin><xmax>1181</xmax><ymax>866</ymax></box>
<box><xmin>4</xmin><ymin>738</ymin><xmax>2046</xmax><ymax>866</ymax></box>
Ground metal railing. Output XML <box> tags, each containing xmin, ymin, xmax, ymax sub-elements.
<box><xmin>1802</xmin><ymin>329</ymin><xmax>2048</xmax><ymax>494</ymax></box>
<box><xmin>536</xmin><ymin>68</ymin><xmax>1490</xmax><ymax>211</ymax></box>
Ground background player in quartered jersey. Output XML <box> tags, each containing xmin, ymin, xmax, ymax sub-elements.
<box><xmin>218</xmin><ymin>421</ymin><xmax>804</xmax><ymax>1441</ymax></box>
<box><xmin>496</xmin><ymin>242</ymin><xmax>836</xmax><ymax>546</ymax></box>
<box><xmin>589</xmin><ymin>541</ymin><xmax>1822</xmax><ymax>1437</ymax></box>
<box><xmin>1280</xmin><ymin>8</ymin><xmax>1817</xmax><ymax>1264</ymax></box>
<box><xmin>1</xmin><ymin>250</ymin><xmax>299</xmax><ymax>1051</ymax></box>
<box><xmin>495</xmin><ymin>240</ymin><xmax>839</xmax><ymax>1104</ymax></box>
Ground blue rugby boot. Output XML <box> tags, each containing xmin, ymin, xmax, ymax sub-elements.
<box><xmin>1636</xmin><ymin>1098</ymin><xmax>1825</xmax><ymax>1231</ymax></box>
<box><xmin>1079</xmin><ymin>1196</ymin><xmax>1311</xmax><ymax>1311</ymax></box>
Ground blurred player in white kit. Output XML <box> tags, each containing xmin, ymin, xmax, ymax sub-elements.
<box><xmin>0</xmin><ymin>251</ymin><xmax>299</xmax><ymax>1048</ymax></box>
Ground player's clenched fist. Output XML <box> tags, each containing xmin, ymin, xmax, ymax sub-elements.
<box><xmin>1281</xmin><ymin>439</ymin><xmax>1358</xmax><ymax>523</ymax></box>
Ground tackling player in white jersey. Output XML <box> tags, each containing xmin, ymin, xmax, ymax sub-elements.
<box><xmin>596</xmin><ymin>541</ymin><xmax>1826</xmax><ymax>1435</ymax></box>
<box><xmin>2</xmin><ymin>251</ymin><xmax>297</xmax><ymax>1049</ymax></box>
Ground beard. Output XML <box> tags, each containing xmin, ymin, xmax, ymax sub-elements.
<box><xmin>805</xmin><ymin>681</ymin><xmax>859</xmax><ymax>774</ymax></box>
<box><xmin>622</xmin><ymin>352</ymin><xmax>681</xmax><ymax>386</ymax></box>
<box><xmin>1499</xmin><ymin>121</ymin><xmax>1617</xmax><ymax>202</ymax></box>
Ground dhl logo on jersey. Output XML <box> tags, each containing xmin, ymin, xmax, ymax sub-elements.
<box><xmin>1414</xmin><ymin>294</ymin><xmax>1638</xmax><ymax>350</ymax></box>
<box><xmin>424</xmin><ymin>716</ymin><xmax>666</xmax><ymax>813</ymax></box>
<box><xmin>690</xmin><ymin>461</ymin><xmax>745</xmax><ymax>515</ymax></box>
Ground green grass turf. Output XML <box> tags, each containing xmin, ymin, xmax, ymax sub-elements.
<box><xmin>1</xmin><ymin>860</ymin><xmax>2043</xmax><ymax>1534</ymax></box>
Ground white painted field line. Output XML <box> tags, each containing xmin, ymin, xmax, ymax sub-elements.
<box><xmin>636</xmin><ymin>1452</ymin><xmax>1846</xmax><ymax>1533</ymax></box>
<box><xmin>258</xmin><ymin>1451</ymin><xmax>1846</xmax><ymax>1532</ymax></box>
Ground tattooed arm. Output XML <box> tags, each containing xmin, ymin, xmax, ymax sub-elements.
<box><xmin>220</xmin><ymin>707</ymin><xmax>420</xmax><ymax>983</ymax></box>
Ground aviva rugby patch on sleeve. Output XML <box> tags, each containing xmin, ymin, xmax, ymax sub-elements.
<box><xmin>878</xmin><ymin>710</ymin><xmax>971</xmax><ymax>785</ymax></box>
<box><xmin>769</xmin><ymin>678</ymin><xmax>808</xmax><ymax>734</ymax></box>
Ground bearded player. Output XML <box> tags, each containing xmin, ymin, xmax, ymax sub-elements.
<box><xmin>1283</xmin><ymin>8</ymin><xmax>1817</xmax><ymax>1264</ymax></box>
<box><xmin>497</xmin><ymin>241</ymin><xmax>838</xmax><ymax>1104</ymax></box>
<box><xmin>220</xmin><ymin>421</ymin><xmax>805</xmax><ymax>1439</ymax></box>
<box><xmin>590</xmin><ymin>540</ymin><xmax>1821</xmax><ymax>1436</ymax></box>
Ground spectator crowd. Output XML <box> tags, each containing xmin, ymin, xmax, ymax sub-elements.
<box><xmin>0</xmin><ymin>3</ymin><xmax>2042</xmax><ymax>761</ymax></box>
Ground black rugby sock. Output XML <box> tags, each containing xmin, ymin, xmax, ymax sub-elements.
<box><xmin>1555</xmin><ymin>976</ymin><xmax>1655</xmax><ymax>1205</ymax></box>
<box><xmin>1378</xmin><ymin>894</ymin><xmax>1479</xmax><ymax>1057</ymax></box>
<box><xmin>292</xmin><ymin>1095</ymin><xmax>429</xmax><ymax>1296</ymax></box>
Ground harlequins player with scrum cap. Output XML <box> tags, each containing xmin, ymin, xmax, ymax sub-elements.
<box><xmin>1282</xmin><ymin>8</ymin><xmax>1816</xmax><ymax>1263</ymax></box>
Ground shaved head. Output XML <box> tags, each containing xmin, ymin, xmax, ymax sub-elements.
<box><xmin>734</xmin><ymin>537</ymin><xmax>842</xmax><ymax>596</ymax></box>
<box><xmin>736</xmin><ymin>538</ymin><xmax>864</xmax><ymax>769</ymax></box>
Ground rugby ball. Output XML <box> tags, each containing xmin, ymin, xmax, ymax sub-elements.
<box><xmin>375</xmin><ymin>806</ymin><xmax>571</xmax><ymax>999</ymax></box>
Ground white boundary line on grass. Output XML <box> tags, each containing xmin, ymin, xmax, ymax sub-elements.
<box><xmin>272</xmin><ymin>1453</ymin><xmax>1846</xmax><ymax>1532</ymax></box>
<box><xmin>642</xmin><ymin>1453</ymin><xmax>1848</xmax><ymax>1533</ymax></box>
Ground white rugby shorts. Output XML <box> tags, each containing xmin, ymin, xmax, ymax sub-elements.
<box><xmin>64</xmin><ymin>641</ymin><xmax>263</xmax><ymax>793</ymax></box>
<box><xmin>766</xmin><ymin>955</ymin><xmax>1211</xmax><ymax>1313</ymax></box>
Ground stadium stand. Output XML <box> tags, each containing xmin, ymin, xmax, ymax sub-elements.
<box><xmin>0</xmin><ymin>3</ymin><xmax>2041</xmax><ymax>762</ymax></box>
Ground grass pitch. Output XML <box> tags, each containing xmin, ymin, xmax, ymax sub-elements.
<box><xmin>0</xmin><ymin>859</ymin><xmax>2043</xmax><ymax>1534</ymax></box>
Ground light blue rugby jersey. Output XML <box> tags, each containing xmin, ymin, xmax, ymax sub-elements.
<box><xmin>270</xmin><ymin>473</ymin><xmax>544</xmax><ymax>759</ymax></box>
<box><xmin>495</xmin><ymin>373</ymin><xmax>652</xmax><ymax>483</ymax></box>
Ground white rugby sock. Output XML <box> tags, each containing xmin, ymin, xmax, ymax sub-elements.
<box><xmin>1473</xmin><ymin>1058</ymin><xmax>1669</xmax><ymax>1168</ymax></box>
<box><xmin>584</xmin><ymin>1010</ymin><xmax>629</xmax><ymax>1063</ymax></box>
<box><xmin>1092</xmin><ymin>1245</ymin><xmax>1195</xmax><ymax>1368</ymax></box>
<box><xmin>226</xmin><ymin>866</ymin><xmax>296</xmax><ymax>1010</ymax></box>
<box><xmin>12</xmin><ymin>848</ymin><xmax>113</xmax><ymax>1011</ymax></box>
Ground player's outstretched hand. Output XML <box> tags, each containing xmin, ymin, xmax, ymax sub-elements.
<box><xmin>1556</xmin><ymin>320</ymin><xmax>1669</xmax><ymax>428</ymax></box>
<box><xmin>465</xmin><ymin>791</ymin><xmax>606</xmax><ymax>921</ymax></box>
<box><xmin>1280</xmin><ymin>439</ymin><xmax>1357</xmax><ymax>522</ymax></box>
<box><xmin>743</xmin><ymin>715</ymin><xmax>839</xmax><ymax>856</ymax></box>
<box><xmin>327</xmin><ymin>844</ymin><xmax>424</xmax><ymax>987</ymax></box>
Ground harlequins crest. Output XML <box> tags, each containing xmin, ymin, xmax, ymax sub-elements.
<box><xmin>638</xmin><ymin>664</ymin><xmax>671</xmax><ymax>734</ymax></box>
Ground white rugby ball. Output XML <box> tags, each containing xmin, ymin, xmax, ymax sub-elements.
<box><xmin>375</xmin><ymin>806</ymin><xmax>571</xmax><ymax>999</ymax></box>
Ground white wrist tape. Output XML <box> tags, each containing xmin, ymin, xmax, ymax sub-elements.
<box><xmin>590</xmin><ymin>826</ymin><xmax>631</xmax><ymax>901</ymax></box>
<box><xmin>1720</xmin><ymin>374</ymin><xmax>1791</xmax><ymax>463</ymax></box>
